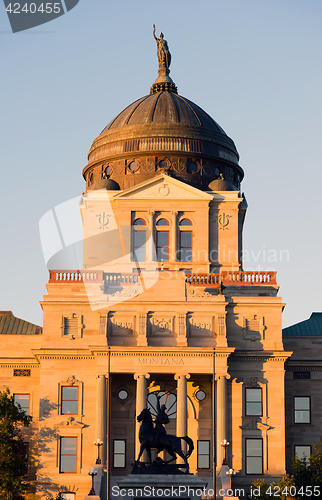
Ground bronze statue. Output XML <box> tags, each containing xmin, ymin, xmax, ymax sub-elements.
<box><xmin>134</xmin><ymin>396</ymin><xmax>194</xmax><ymax>474</ymax></box>
<box><xmin>153</xmin><ymin>24</ymin><xmax>171</xmax><ymax>70</ymax></box>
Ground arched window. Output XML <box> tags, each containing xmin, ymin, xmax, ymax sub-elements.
<box><xmin>133</xmin><ymin>218</ymin><xmax>146</xmax><ymax>226</ymax></box>
<box><xmin>132</xmin><ymin>218</ymin><xmax>146</xmax><ymax>262</ymax></box>
<box><xmin>156</xmin><ymin>219</ymin><xmax>169</xmax><ymax>226</ymax></box>
<box><xmin>179</xmin><ymin>219</ymin><xmax>192</xmax><ymax>262</ymax></box>
<box><xmin>147</xmin><ymin>391</ymin><xmax>177</xmax><ymax>419</ymax></box>
<box><xmin>156</xmin><ymin>219</ymin><xmax>169</xmax><ymax>262</ymax></box>
<box><xmin>179</xmin><ymin>219</ymin><xmax>192</xmax><ymax>226</ymax></box>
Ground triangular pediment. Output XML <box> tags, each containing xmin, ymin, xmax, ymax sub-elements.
<box><xmin>114</xmin><ymin>174</ymin><xmax>213</xmax><ymax>201</ymax></box>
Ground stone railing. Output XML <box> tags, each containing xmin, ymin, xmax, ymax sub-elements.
<box><xmin>49</xmin><ymin>270</ymin><xmax>140</xmax><ymax>286</ymax></box>
<box><xmin>49</xmin><ymin>270</ymin><xmax>276</xmax><ymax>286</ymax></box>
<box><xmin>185</xmin><ymin>271</ymin><xmax>277</xmax><ymax>286</ymax></box>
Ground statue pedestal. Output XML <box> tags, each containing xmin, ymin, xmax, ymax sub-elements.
<box><xmin>116</xmin><ymin>474</ymin><xmax>208</xmax><ymax>500</ymax></box>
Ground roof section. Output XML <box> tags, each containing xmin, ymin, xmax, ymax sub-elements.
<box><xmin>0</xmin><ymin>311</ymin><xmax>42</xmax><ymax>335</ymax></box>
<box><xmin>282</xmin><ymin>312</ymin><xmax>322</xmax><ymax>336</ymax></box>
<box><xmin>102</xmin><ymin>93</ymin><xmax>226</xmax><ymax>134</ymax></box>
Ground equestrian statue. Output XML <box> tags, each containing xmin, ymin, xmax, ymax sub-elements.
<box><xmin>133</xmin><ymin>395</ymin><xmax>194</xmax><ymax>474</ymax></box>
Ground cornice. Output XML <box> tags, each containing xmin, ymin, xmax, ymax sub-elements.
<box><xmin>230</xmin><ymin>350</ymin><xmax>293</xmax><ymax>362</ymax></box>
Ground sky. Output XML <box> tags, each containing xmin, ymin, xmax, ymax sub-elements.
<box><xmin>0</xmin><ymin>0</ymin><xmax>321</xmax><ymax>328</ymax></box>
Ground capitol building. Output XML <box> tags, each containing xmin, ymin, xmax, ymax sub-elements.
<box><xmin>1</xmin><ymin>30</ymin><xmax>321</xmax><ymax>500</ymax></box>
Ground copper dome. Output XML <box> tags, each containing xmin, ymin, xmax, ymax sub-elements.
<box><xmin>83</xmin><ymin>90</ymin><xmax>243</xmax><ymax>192</ymax></box>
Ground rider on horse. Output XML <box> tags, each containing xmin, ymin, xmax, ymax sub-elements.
<box><xmin>154</xmin><ymin>395</ymin><xmax>170</xmax><ymax>452</ymax></box>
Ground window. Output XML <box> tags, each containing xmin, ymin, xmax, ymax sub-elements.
<box><xmin>61</xmin><ymin>387</ymin><xmax>78</xmax><ymax>415</ymax></box>
<box><xmin>133</xmin><ymin>218</ymin><xmax>146</xmax><ymax>226</ymax></box>
<box><xmin>132</xmin><ymin>219</ymin><xmax>146</xmax><ymax>262</ymax></box>
<box><xmin>156</xmin><ymin>219</ymin><xmax>169</xmax><ymax>262</ymax></box>
<box><xmin>147</xmin><ymin>391</ymin><xmax>177</xmax><ymax>419</ymax></box>
<box><xmin>179</xmin><ymin>231</ymin><xmax>192</xmax><ymax>262</ymax></box>
<box><xmin>133</xmin><ymin>230</ymin><xmax>146</xmax><ymax>261</ymax></box>
<box><xmin>195</xmin><ymin>390</ymin><xmax>207</xmax><ymax>401</ymax></box>
<box><xmin>179</xmin><ymin>218</ymin><xmax>192</xmax><ymax>226</ymax></box>
<box><xmin>63</xmin><ymin>315</ymin><xmax>78</xmax><ymax>336</ymax></box>
<box><xmin>294</xmin><ymin>396</ymin><xmax>311</xmax><ymax>423</ymax></box>
<box><xmin>245</xmin><ymin>388</ymin><xmax>262</xmax><ymax>416</ymax></box>
<box><xmin>178</xmin><ymin>219</ymin><xmax>192</xmax><ymax>262</ymax></box>
<box><xmin>246</xmin><ymin>438</ymin><xmax>263</xmax><ymax>475</ymax></box>
<box><xmin>156</xmin><ymin>218</ymin><xmax>169</xmax><ymax>226</ymax></box>
<box><xmin>60</xmin><ymin>437</ymin><xmax>77</xmax><ymax>473</ymax></box>
<box><xmin>197</xmin><ymin>441</ymin><xmax>210</xmax><ymax>469</ymax></box>
<box><xmin>113</xmin><ymin>440</ymin><xmax>126</xmax><ymax>468</ymax></box>
<box><xmin>295</xmin><ymin>445</ymin><xmax>311</xmax><ymax>464</ymax></box>
<box><xmin>14</xmin><ymin>394</ymin><xmax>30</xmax><ymax>415</ymax></box>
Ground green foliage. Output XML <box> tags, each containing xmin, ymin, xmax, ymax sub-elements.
<box><xmin>252</xmin><ymin>439</ymin><xmax>322</xmax><ymax>500</ymax></box>
<box><xmin>0</xmin><ymin>388</ymin><xmax>32</xmax><ymax>500</ymax></box>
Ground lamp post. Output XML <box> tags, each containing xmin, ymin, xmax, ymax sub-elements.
<box><xmin>94</xmin><ymin>438</ymin><xmax>103</xmax><ymax>465</ymax></box>
<box><xmin>88</xmin><ymin>468</ymin><xmax>97</xmax><ymax>496</ymax></box>
<box><xmin>221</xmin><ymin>439</ymin><xmax>230</xmax><ymax>465</ymax></box>
<box><xmin>226</xmin><ymin>468</ymin><xmax>236</xmax><ymax>492</ymax></box>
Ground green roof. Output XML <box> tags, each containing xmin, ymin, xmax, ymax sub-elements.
<box><xmin>0</xmin><ymin>311</ymin><xmax>42</xmax><ymax>335</ymax></box>
<box><xmin>283</xmin><ymin>312</ymin><xmax>322</xmax><ymax>336</ymax></box>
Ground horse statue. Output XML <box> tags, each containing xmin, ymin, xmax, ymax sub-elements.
<box><xmin>136</xmin><ymin>407</ymin><xmax>194</xmax><ymax>472</ymax></box>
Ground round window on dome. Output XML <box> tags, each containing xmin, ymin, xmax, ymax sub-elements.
<box><xmin>159</xmin><ymin>160</ymin><xmax>168</xmax><ymax>169</ymax></box>
<box><xmin>129</xmin><ymin>162</ymin><xmax>139</xmax><ymax>172</ymax></box>
<box><xmin>188</xmin><ymin>162</ymin><xmax>198</xmax><ymax>173</ymax></box>
<box><xmin>195</xmin><ymin>390</ymin><xmax>207</xmax><ymax>401</ymax></box>
<box><xmin>118</xmin><ymin>389</ymin><xmax>128</xmax><ymax>401</ymax></box>
<box><xmin>105</xmin><ymin>166</ymin><xmax>112</xmax><ymax>177</ymax></box>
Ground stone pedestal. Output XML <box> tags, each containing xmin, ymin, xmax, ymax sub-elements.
<box><xmin>115</xmin><ymin>474</ymin><xmax>208</xmax><ymax>500</ymax></box>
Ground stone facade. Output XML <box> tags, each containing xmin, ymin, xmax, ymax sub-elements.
<box><xmin>0</xmin><ymin>68</ymin><xmax>307</xmax><ymax>499</ymax></box>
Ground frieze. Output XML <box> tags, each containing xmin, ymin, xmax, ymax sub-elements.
<box><xmin>107</xmin><ymin>284</ymin><xmax>142</xmax><ymax>301</ymax></box>
<box><xmin>187</xmin><ymin>314</ymin><xmax>214</xmax><ymax>337</ymax></box>
<box><xmin>186</xmin><ymin>287</ymin><xmax>215</xmax><ymax>301</ymax></box>
<box><xmin>109</xmin><ymin>313</ymin><xmax>134</xmax><ymax>337</ymax></box>
<box><xmin>138</xmin><ymin>357</ymin><xmax>184</xmax><ymax>366</ymax></box>
<box><xmin>148</xmin><ymin>315</ymin><xmax>174</xmax><ymax>336</ymax></box>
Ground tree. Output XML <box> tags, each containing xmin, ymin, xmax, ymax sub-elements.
<box><xmin>0</xmin><ymin>388</ymin><xmax>32</xmax><ymax>500</ymax></box>
<box><xmin>252</xmin><ymin>439</ymin><xmax>322</xmax><ymax>500</ymax></box>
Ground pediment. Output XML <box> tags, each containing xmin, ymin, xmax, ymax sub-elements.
<box><xmin>114</xmin><ymin>174</ymin><xmax>213</xmax><ymax>201</ymax></box>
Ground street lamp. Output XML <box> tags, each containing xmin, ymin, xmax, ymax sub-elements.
<box><xmin>221</xmin><ymin>439</ymin><xmax>230</xmax><ymax>465</ymax></box>
<box><xmin>88</xmin><ymin>468</ymin><xmax>97</xmax><ymax>496</ymax></box>
<box><xmin>94</xmin><ymin>438</ymin><xmax>103</xmax><ymax>465</ymax></box>
<box><xmin>226</xmin><ymin>468</ymin><xmax>236</xmax><ymax>477</ymax></box>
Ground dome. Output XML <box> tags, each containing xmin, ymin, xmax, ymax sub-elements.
<box><xmin>90</xmin><ymin>178</ymin><xmax>120</xmax><ymax>191</ymax></box>
<box><xmin>208</xmin><ymin>176</ymin><xmax>237</xmax><ymax>192</ymax></box>
<box><xmin>83</xmin><ymin>39</ymin><xmax>244</xmax><ymax>192</ymax></box>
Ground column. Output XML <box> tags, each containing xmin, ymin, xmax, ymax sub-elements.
<box><xmin>171</xmin><ymin>211</ymin><xmax>178</xmax><ymax>262</ymax></box>
<box><xmin>175</xmin><ymin>374</ymin><xmax>190</xmax><ymax>460</ymax></box>
<box><xmin>216</xmin><ymin>375</ymin><xmax>228</xmax><ymax>467</ymax></box>
<box><xmin>134</xmin><ymin>373</ymin><xmax>150</xmax><ymax>459</ymax></box>
<box><xmin>96</xmin><ymin>374</ymin><xmax>107</xmax><ymax>465</ymax></box>
<box><xmin>148</xmin><ymin>210</ymin><xmax>155</xmax><ymax>262</ymax></box>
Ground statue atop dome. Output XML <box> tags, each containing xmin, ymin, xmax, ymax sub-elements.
<box><xmin>153</xmin><ymin>24</ymin><xmax>171</xmax><ymax>70</ymax></box>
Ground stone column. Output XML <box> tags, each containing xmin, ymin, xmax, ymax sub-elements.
<box><xmin>175</xmin><ymin>374</ymin><xmax>190</xmax><ymax>460</ymax></box>
<box><xmin>216</xmin><ymin>375</ymin><xmax>229</xmax><ymax>467</ymax></box>
<box><xmin>96</xmin><ymin>374</ymin><xmax>107</xmax><ymax>464</ymax></box>
<box><xmin>134</xmin><ymin>373</ymin><xmax>150</xmax><ymax>459</ymax></box>
<box><xmin>148</xmin><ymin>210</ymin><xmax>155</xmax><ymax>261</ymax></box>
<box><xmin>171</xmin><ymin>211</ymin><xmax>178</xmax><ymax>262</ymax></box>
